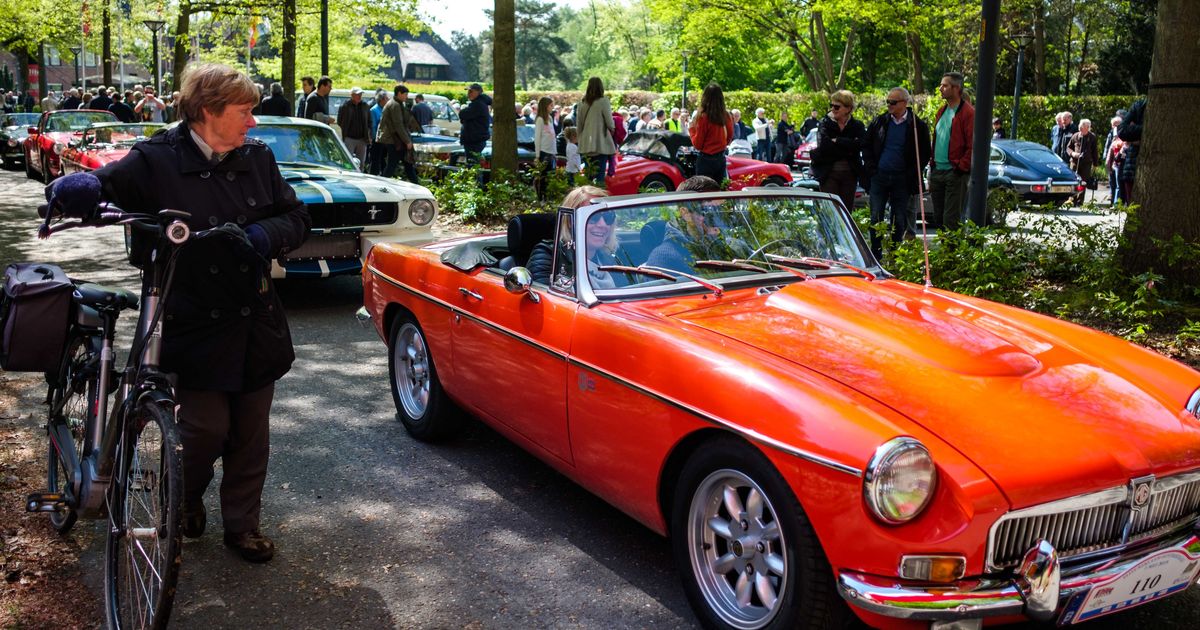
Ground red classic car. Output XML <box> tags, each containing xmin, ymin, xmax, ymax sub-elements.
<box><xmin>23</xmin><ymin>109</ymin><xmax>117</xmax><ymax>183</ymax></box>
<box><xmin>606</xmin><ymin>130</ymin><xmax>792</xmax><ymax>195</ymax></box>
<box><xmin>361</xmin><ymin>188</ymin><xmax>1200</xmax><ymax>630</ymax></box>
<box><xmin>793</xmin><ymin>127</ymin><xmax>818</xmax><ymax>167</ymax></box>
<box><xmin>60</xmin><ymin>122</ymin><xmax>164</xmax><ymax>174</ymax></box>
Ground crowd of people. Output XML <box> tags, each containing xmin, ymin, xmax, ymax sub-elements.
<box><xmin>12</xmin><ymin>84</ymin><xmax>176</xmax><ymax>123</ymax></box>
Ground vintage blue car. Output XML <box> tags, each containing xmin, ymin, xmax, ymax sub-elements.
<box><xmin>989</xmin><ymin>139</ymin><xmax>1083</xmax><ymax>206</ymax></box>
<box><xmin>247</xmin><ymin>116</ymin><xmax>439</xmax><ymax>278</ymax></box>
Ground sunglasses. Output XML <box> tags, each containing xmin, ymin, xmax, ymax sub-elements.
<box><xmin>587</xmin><ymin>211</ymin><xmax>615</xmax><ymax>226</ymax></box>
<box><xmin>886</xmin><ymin>99</ymin><xmax>905</xmax><ymax>106</ymax></box>
<box><xmin>829</xmin><ymin>104</ymin><xmax>843</xmax><ymax>110</ymax></box>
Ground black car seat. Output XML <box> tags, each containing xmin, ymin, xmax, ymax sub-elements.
<box><xmin>498</xmin><ymin>213</ymin><xmax>557</xmax><ymax>271</ymax></box>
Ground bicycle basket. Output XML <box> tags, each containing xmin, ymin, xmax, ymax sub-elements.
<box><xmin>1</xmin><ymin>262</ymin><xmax>74</xmax><ymax>372</ymax></box>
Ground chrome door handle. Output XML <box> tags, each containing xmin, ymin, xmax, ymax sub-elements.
<box><xmin>458</xmin><ymin>288</ymin><xmax>483</xmax><ymax>301</ymax></box>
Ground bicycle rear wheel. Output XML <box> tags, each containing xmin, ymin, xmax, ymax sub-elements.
<box><xmin>46</xmin><ymin>333</ymin><xmax>100</xmax><ymax>534</ymax></box>
<box><xmin>104</xmin><ymin>399</ymin><xmax>183</xmax><ymax>630</ymax></box>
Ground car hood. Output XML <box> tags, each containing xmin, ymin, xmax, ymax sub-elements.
<box><xmin>82</xmin><ymin>147</ymin><xmax>133</xmax><ymax>166</ymax></box>
<box><xmin>280</xmin><ymin>167</ymin><xmax>431</xmax><ymax>204</ymax></box>
<box><xmin>669</xmin><ymin>277</ymin><xmax>1200</xmax><ymax>508</ymax></box>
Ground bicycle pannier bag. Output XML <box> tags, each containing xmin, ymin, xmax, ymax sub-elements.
<box><xmin>1</xmin><ymin>262</ymin><xmax>74</xmax><ymax>372</ymax></box>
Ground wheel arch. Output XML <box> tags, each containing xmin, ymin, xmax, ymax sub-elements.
<box><xmin>382</xmin><ymin>301</ymin><xmax>415</xmax><ymax>341</ymax></box>
<box><xmin>657</xmin><ymin>428</ymin><xmax>756</xmax><ymax>537</ymax></box>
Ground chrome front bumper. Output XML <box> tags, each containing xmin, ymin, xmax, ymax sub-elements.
<box><xmin>838</xmin><ymin>531</ymin><xmax>1200</xmax><ymax>622</ymax></box>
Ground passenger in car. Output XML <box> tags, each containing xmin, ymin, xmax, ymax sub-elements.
<box><xmin>644</xmin><ymin>176</ymin><xmax>722</xmax><ymax>273</ymax></box>
<box><xmin>527</xmin><ymin>185</ymin><xmax>608</xmax><ymax>286</ymax></box>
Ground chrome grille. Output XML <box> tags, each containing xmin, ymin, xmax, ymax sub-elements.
<box><xmin>987</xmin><ymin>471</ymin><xmax>1200</xmax><ymax>571</ymax></box>
<box><xmin>306</xmin><ymin>202</ymin><xmax>398</xmax><ymax>229</ymax></box>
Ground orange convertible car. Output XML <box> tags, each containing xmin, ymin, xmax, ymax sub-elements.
<box><xmin>361</xmin><ymin>189</ymin><xmax>1200</xmax><ymax>629</ymax></box>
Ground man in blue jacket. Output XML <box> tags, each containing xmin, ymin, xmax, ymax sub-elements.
<box><xmin>459</xmin><ymin>83</ymin><xmax>492</xmax><ymax>164</ymax></box>
<box><xmin>861</xmin><ymin>87</ymin><xmax>931</xmax><ymax>258</ymax></box>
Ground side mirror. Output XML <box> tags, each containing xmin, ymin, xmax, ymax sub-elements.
<box><xmin>503</xmin><ymin>267</ymin><xmax>541</xmax><ymax>303</ymax></box>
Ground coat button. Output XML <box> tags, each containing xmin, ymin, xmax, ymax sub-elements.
<box><xmin>236</xmin><ymin>215</ymin><xmax>247</xmax><ymax>224</ymax></box>
<box><xmin>239</xmin><ymin>263</ymin><xmax>249</xmax><ymax>273</ymax></box>
<box><xmin>208</xmin><ymin>216</ymin><xmax>219</xmax><ymax>226</ymax></box>
<box><xmin>240</xmin><ymin>307</ymin><xmax>251</xmax><ymax>317</ymax></box>
<box><xmin>201</xmin><ymin>171</ymin><xmax>211</xmax><ymax>179</ymax></box>
<box><xmin>210</xmin><ymin>309</ymin><xmax>221</xmax><ymax>319</ymax></box>
<box><xmin>226</xmin><ymin>172</ymin><xmax>236</xmax><ymax>181</ymax></box>
<box><xmin>247</xmin><ymin>197</ymin><xmax>257</xmax><ymax>207</ymax></box>
<box><xmin>209</xmin><ymin>264</ymin><xmax>219</xmax><ymax>274</ymax></box>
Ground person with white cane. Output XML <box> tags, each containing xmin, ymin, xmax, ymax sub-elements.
<box><xmin>860</xmin><ymin>87</ymin><xmax>931</xmax><ymax>261</ymax></box>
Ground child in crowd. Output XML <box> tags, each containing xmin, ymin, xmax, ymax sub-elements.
<box><xmin>564</xmin><ymin>126</ymin><xmax>581</xmax><ymax>186</ymax></box>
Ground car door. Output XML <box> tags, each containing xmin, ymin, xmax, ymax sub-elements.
<box><xmin>28</xmin><ymin>113</ymin><xmax>47</xmax><ymax>168</ymax></box>
<box><xmin>449</xmin><ymin>221</ymin><xmax>576</xmax><ymax>464</ymax></box>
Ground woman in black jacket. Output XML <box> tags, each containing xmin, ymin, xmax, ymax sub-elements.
<box><xmin>810</xmin><ymin>90</ymin><xmax>866</xmax><ymax>211</ymax></box>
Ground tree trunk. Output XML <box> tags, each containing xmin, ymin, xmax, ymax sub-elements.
<box><xmin>171</xmin><ymin>1</ymin><xmax>191</xmax><ymax>94</ymax></box>
<box><xmin>1033</xmin><ymin>6</ymin><xmax>1046</xmax><ymax>94</ymax></box>
<box><xmin>834</xmin><ymin>27</ymin><xmax>855</xmax><ymax>90</ymax></box>
<box><xmin>1077</xmin><ymin>11</ymin><xmax>1091</xmax><ymax>90</ymax></box>
<box><xmin>491</xmin><ymin>0</ymin><xmax>517</xmax><ymax>177</ymax></box>
<box><xmin>102</xmin><ymin>6</ymin><xmax>112</xmax><ymax>87</ymax></box>
<box><xmin>1063</xmin><ymin>0</ymin><xmax>1074</xmax><ymax>94</ymax></box>
<box><xmin>908</xmin><ymin>31</ymin><xmax>925</xmax><ymax>94</ymax></box>
<box><xmin>282</xmin><ymin>0</ymin><xmax>297</xmax><ymax>113</ymax></box>
<box><xmin>813</xmin><ymin>12</ymin><xmax>835</xmax><ymax>91</ymax></box>
<box><xmin>1119</xmin><ymin>0</ymin><xmax>1200</xmax><ymax>284</ymax></box>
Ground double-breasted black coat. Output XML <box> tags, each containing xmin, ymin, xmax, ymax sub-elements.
<box><xmin>92</xmin><ymin>123</ymin><xmax>311</xmax><ymax>392</ymax></box>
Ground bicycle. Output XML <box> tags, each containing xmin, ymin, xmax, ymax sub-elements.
<box><xmin>22</xmin><ymin>201</ymin><xmax>210</xmax><ymax>630</ymax></box>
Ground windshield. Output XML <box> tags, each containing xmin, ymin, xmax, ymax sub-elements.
<box><xmin>4</xmin><ymin>113</ymin><xmax>38</xmax><ymax>128</ymax></box>
<box><xmin>583</xmin><ymin>195</ymin><xmax>869</xmax><ymax>293</ymax></box>
<box><xmin>621</xmin><ymin>135</ymin><xmax>671</xmax><ymax>158</ymax></box>
<box><xmin>84</xmin><ymin>124</ymin><xmax>162</xmax><ymax>147</ymax></box>
<box><xmin>249</xmin><ymin>124</ymin><xmax>354</xmax><ymax>170</ymax></box>
<box><xmin>1016</xmin><ymin>148</ymin><xmax>1064</xmax><ymax>165</ymax></box>
<box><xmin>47</xmin><ymin>111</ymin><xmax>116</xmax><ymax>132</ymax></box>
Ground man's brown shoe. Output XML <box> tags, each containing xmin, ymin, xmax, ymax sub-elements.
<box><xmin>223</xmin><ymin>529</ymin><xmax>275</xmax><ymax>563</ymax></box>
<box><xmin>182</xmin><ymin>502</ymin><xmax>206</xmax><ymax>538</ymax></box>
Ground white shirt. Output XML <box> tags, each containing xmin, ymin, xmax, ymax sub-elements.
<box><xmin>533</xmin><ymin>115</ymin><xmax>556</xmax><ymax>156</ymax></box>
<box><xmin>753</xmin><ymin>117</ymin><xmax>772</xmax><ymax>139</ymax></box>
<box><xmin>565</xmin><ymin>142</ymin><xmax>581</xmax><ymax>173</ymax></box>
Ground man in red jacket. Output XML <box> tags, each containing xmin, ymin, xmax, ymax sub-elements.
<box><xmin>928</xmin><ymin>72</ymin><xmax>975</xmax><ymax>229</ymax></box>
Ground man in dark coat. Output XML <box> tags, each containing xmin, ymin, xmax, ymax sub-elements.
<box><xmin>861</xmin><ymin>87</ymin><xmax>931</xmax><ymax>258</ymax></box>
<box><xmin>1117</xmin><ymin>98</ymin><xmax>1145</xmax><ymax>203</ymax></box>
<box><xmin>410</xmin><ymin>93</ymin><xmax>434</xmax><ymax>129</ymax></box>
<box><xmin>49</xmin><ymin>63</ymin><xmax>310</xmax><ymax>564</ymax></box>
<box><xmin>376</xmin><ymin>84</ymin><xmax>422</xmax><ymax>182</ymax></box>
<box><xmin>459</xmin><ymin>83</ymin><xmax>492</xmax><ymax>163</ymax></box>
<box><xmin>799</xmin><ymin>110</ymin><xmax>820</xmax><ymax>137</ymax></box>
<box><xmin>260</xmin><ymin>82</ymin><xmax>291</xmax><ymax>116</ymax></box>
<box><xmin>90</xmin><ymin>87</ymin><xmax>113</xmax><ymax>113</ymax></box>
<box><xmin>108</xmin><ymin>91</ymin><xmax>137</xmax><ymax>123</ymax></box>
<box><xmin>296</xmin><ymin>76</ymin><xmax>315</xmax><ymax>117</ymax></box>
<box><xmin>59</xmin><ymin>89</ymin><xmax>82</xmax><ymax>110</ymax></box>
<box><xmin>303</xmin><ymin>76</ymin><xmax>333</xmax><ymax>123</ymax></box>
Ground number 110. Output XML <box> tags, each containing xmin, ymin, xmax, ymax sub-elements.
<box><xmin>1130</xmin><ymin>574</ymin><xmax>1162</xmax><ymax>595</ymax></box>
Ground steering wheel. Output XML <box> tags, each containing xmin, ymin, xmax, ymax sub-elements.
<box><xmin>747</xmin><ymin>238</ymin><xmax>809</xmax><ymax>261</ymax></box>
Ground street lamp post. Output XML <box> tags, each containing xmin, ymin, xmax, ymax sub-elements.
<box><xmin>143</xmin><ymin>19</ymin><xmax>166</xmax><ymax>94</ymax></box>
<box><xmin>69</xmin><ymin>46</ymin><xmax>82</xmax><ymax>88</ymax></box>
<box><xmin>1010</xmin><ymin>33</ymin><xmax>1033</xmax><ymax>140</ymax></box>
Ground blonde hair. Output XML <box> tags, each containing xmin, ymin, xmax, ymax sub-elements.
<box><xmin>177</xmin><ymin>63</ymin><xmax>260</xmax><ymax>124</ymax></box>
<box><xmin>830</xmin><ymin>90</ymin><xmax>856</xmax><ymax>110</ymax></box>
<box><xmin>562</xmin><ymin>185</ymin><xmax>608</xmax><ymax>210</ymax></box>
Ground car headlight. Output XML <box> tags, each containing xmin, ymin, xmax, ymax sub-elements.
<box><xmin>54</xmin><ymin>143</ymin><xmax>64</xmax><ymax>155</ymax></box>
<box><xmin>864</xmin><ymin>437</ymin><xmax>937</xmax><ymax>524</ymax></box>
<box><xmin>408</xmin><ymin>199</ymin><xmax>435</xmax><ymax>226</ymax></box>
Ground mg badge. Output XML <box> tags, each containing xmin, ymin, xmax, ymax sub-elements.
<box><xmin>1133</xmin><ymin>483</ymin><xmax>1151</xmax><ymax>507</ymax></box>
<box><xmin>367</xmin><ymin>205</ymin><xmax>381</xmax><ymax>220</ymax></box>
<box><xmin>1129</xmin><ymin>475</ymin><xmax>1155</xmax><ymax>512</ymax></box>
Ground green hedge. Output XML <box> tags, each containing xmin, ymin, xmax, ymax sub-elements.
<box><xmin>408</xmin><ymin>82</ymin><xmax>1138</xmax><ymax>145</ymax></box>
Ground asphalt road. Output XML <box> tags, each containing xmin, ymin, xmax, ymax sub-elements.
<box><xmin>1</xmin><ymin>166</ymin><xmax>1196</xmax><ymax>629</ymax></box>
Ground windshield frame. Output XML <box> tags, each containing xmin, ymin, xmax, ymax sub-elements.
<box><xmin>249</xmin><ymin>122</ymin><xmax>356</xmax><ymax>170</ymax></box>
<box><xmin>571</xmin><ymin>189</ymin><xmax>878</xmax><ymax>307</ymax></box>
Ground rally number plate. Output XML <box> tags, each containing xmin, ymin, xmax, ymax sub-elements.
<box><xmin>1060</xmin><ymin>541</ymin><xmax>1200</xmax><ymax>625</ymax></box>
<box><xmin>1051</xmin><ymin>185</ymin><xmax>1074</xmax><ymax>193</ymax></box>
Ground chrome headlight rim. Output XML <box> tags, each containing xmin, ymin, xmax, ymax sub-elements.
<box><xmin>408</xmin><ymin>199</ymin><xmax>435</xmax><ymax>226</ymax></box>
<box><xmin>863</xmin><ymin>436</ymin><xmax>937</xmax><ymax>525</ymax></box>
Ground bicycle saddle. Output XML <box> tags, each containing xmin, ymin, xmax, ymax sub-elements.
<box><xmin>74</xmin><ymin>283</ymin><xmax>140</xmax><ymax>311</ymax></box>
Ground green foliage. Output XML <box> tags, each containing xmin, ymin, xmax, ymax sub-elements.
<box><xmin>429</xmin><ymin>166</ymin><xmax>562</xmax><ymax>224</ymax></box>
<box><xmin>881</xmin><ymin>207</ymin><xmax>1200</xmax><ymax>342</ymax></box>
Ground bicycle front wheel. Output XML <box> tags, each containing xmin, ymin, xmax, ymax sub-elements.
<box><xmin>105</xmin><ymin>399</ymin><xmax>183</xmax><ymax>630</ymax></box>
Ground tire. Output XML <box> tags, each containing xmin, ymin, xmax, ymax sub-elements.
<box><xmin>761</xmin><ymin>176</ymin><xmax>787</xmax><ymax>188</ymax></box>
<box><xmin>671</xmin><ymin>436</ymin><xmax>851</xmax><ymax>630</ymax></box>
<box><xmin>640</xmin><ymin>173</ymin><xmax>675</xmax><ymax>193</ymax></box>
<box><xmin>105</xmin><ymin>400</ymin><xmax>183</xmax><ymax>630</ymax></box>
<box><xmin>24</xmin><ymin>150</ymin><xmax>38</xmax><ymax>179</ymax></box>
<box><xmin>45</xmin><ymin>333</ymin><xmax>100</xmax><ymax>534</ymax></box>
<box><xmin>388</xmin><ymin>315</ymin><xmax>461</xmax><ymax>441</ymax></box>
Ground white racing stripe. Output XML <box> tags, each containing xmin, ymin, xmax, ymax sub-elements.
<box><xmin>305</xmin><ymin>180</ymin><xmax>335</xmax><ymax>203</ymax></box>
<box><xmin>318</xmin><ymin>259</ymin><xmax>330</xmax><ymax>277</ymax></box>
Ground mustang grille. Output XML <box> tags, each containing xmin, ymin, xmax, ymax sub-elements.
<box><xmin>307</xmin><ymin>202</ymin><xmax>398</xmax><ymax>229</ymax></box>
<box><xmin>987</xmin><ymin>470</ymin><xmax>1200</xmax><ymax>571</ymax></box>
<box><xmin>281</xmin><ymin>233</ymin><xmax>360</xmax><ymax>261</ymax></box>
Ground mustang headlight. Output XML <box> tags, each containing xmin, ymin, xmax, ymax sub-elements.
<box><xmin>864</xmin><ymin>437</ymin><xmax>937</xmax><ymax>525</ymax></box>
<box><xmin>408</xmin><ymin>199</ymin><xmax>435</xmax><ymax>226</ymax></box>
